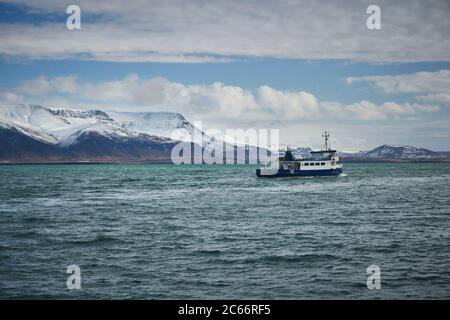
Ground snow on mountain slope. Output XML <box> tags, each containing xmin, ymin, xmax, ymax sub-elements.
<box><xmin>0</xmin><ymin>104</ymin><xmax>64</xmax><ymax>143</ymax></box>
<box><xmin>0</xmin><ymin>105</ymin><xmax>127</xmax><ymax>145</ymax></box>
<box><xmin>108</xmin><ymin>111</ymin><xmax>212</xmax><ymax>145</ymax></box>
<box><xmin>363</xmin><ymin>144</ymin><xmax>438</xmax><ymax>159</ymax></box>
<box><xmin>291</xmin><ymin>146</ymin><xmax>313</xmax><ymax>158</ymax></box>
<box><xmin>0</xmin><ymin>105</ymin><xmax>207</xmax><ymax>146</ymax></box>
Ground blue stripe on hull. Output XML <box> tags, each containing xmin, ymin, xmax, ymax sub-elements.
<box><xmin>256</xmin><ymin>168</ymin><xmax>342</xmax><ymax>177</ymax></box>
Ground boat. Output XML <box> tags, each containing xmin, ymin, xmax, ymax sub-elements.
<box><xmin>256</xmin><ymin>132</ymin><xmax>343</xmax><ymax>177</ymax></box>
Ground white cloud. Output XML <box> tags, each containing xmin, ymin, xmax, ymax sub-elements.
<box><xmin>88</xmin><ymin>52</ymin><xmax>233</xmax><ymax>63</ymax></box>
<box><xmin>1</xmin><ymin>73</ymin><xmax>448</xmax><ymax>150</ymax></box>
<box><xmin>0</xmin><ymin>91</ymin><xmax>24</xmax><ymax>104</ymax></box>
<box><xmin>17</xmin><ymin>75</ymin><xmax>78</xmax><ymax>95</ymax></box>
<box><xmin>346</xmin><ymin>70</ymin><xmax>450</xmax><ymax>94</ymax></box>
<box><xmin>346</xmin><ymin>101</ymin><xmax>387</xmax><ymax>120</ymax></box>
<box><xmin>1</xmin><ymin>0</ymin><xmax>450</xmax><ymax>62</ymax></box>
<box><xmin>48</xmin><ymin>76</ymin><xmax>78</xmax><ymax>93</ymax></box>
<box><xmin>5</xmin><ymin>74</ymin><xmax>440</xmax><ymax>125</ymax></box>
<box><xmin>347</xmin><ymin>69</ymin><xmax>450</xmax><ymax>109</ymax></box>
<box><xmin>416</xmin><ymin>93</ymin><xmax>450</xmax><ymax>105</ymax></box>
<box><xmin>321</xmin><ymin>100</ymin><xmax>438</xmax><ymax>121</ymax></box>
<box><xmin>257</xmin><ymin>86</ymin><xmax>319</xmax><ymax>119</ymax></box>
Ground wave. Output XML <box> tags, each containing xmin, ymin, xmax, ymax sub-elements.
<box><xmin>263</xmin><ymin>253</ymin><xmax>339</xmax><ymax>263</ymax></box>
<box><xmin>192</xmin><ymin>249</ymin><xmax>223</xmax><ymax>255</ymax></box>
<box><xmin>62</xmin><ymin>235</ymin><xmax>126</xmax><ymax>246</ymax></box>
<box><xmin>233</xmin><ymin>253</ymin><xmax>341</xmax><ymax>265</ymax></box>
<box><xmin>12</xmin><ymin>231</ymin><xmax>41</xmax><ymax>239</ymax></box>
<box><xmin>22</xmin><ymin>216</ymin><xmax>47</xmax><ymax>223</ymax></box>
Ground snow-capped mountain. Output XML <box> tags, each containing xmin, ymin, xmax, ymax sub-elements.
<box><xmin>1</xmin><ymin>105</ymin><xmax>448</xmax><ymax>163</ymax></box>
<box><xmin>0</xmin><ymin>104</ymin><xmax>259</xmax><ymax>163</ymax></box>
<box><xmin>0</xmin><ymin>104</ymin><xmax>210</xmax><ymax>162</ymax></box>
<box><xmin>362</xmin><ymin>144</ymin><xmax>439</xmax><ymax>159</ymax></box>
<box><xmin>275</xmin><ymin>146</ymin><xmax>312</xmax><ymax>159</ymax></box>
<box><xmin>339</xmin><ymin>144</ymin><xmax>448</xmax><ymax>161</ymax></box>
<box><xmin>291</xmin><ymin>147</ymin><xmax>313</xmax><ymax>158</ymax></box>
<box><xmin>0</xmin><ymin>104</ymin><xmax>209</xmax><ymax>146</ymax></box>
<box><xmin>108</xmin><ymin>111</ymin><xmax>212</xmax><ymax>145</ymax></box>
<box><xmin>282</xmin><ymin>144</ymin><xmax>449</xmax><ymax>162</ymax></box>
<box><xmin>283</xmin><ymin>145</ymin><xmax>441</xmax><ymax>160</ymax></box>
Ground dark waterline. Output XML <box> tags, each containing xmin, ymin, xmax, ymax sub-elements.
<box><xmin>0</xmin><ymin>163</ymin><xmax>449</xmax><ymax>299</ymax></box>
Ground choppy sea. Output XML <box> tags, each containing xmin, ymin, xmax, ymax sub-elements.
<box><xmin>0</xmin><ymin>163</ymin><xmax>449</xmax><ymax>299</ymax></box>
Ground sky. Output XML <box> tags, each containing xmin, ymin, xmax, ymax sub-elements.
<box><xmin>0</xmin><ymin>0</ymin><xmax>450</xmax><ymax>151</ymax></box>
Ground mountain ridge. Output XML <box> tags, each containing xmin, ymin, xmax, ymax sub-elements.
<box><xmin>1</xmin><ymin>105</ymin><xmax>449</xmax><ymax>163</ymax></box>
<box><xmin>338</xmin><ymin>144</ymin><xmax>449</xmax><ymax>162</ymax></box>
<box><xmin>0</xmin><ymin>104</ymin><xmax>257</xmax><ymax>163</ymax></box>
<box><xmin>0</xmin><ymin>105</ymin><xmax>187</xmax><ymax>162</ymax></box>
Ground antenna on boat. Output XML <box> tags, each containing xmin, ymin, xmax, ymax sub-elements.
<box><xmin>322</xmin><ymin>131</ymin><xmax>330</xmax><ymax>150</ymax></box>
<box><xmin>284</xmin><ymin>146</ymin><xmax>294</xmax><ymax>161</ymax></box>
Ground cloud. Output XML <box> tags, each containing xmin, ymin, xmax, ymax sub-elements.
<box><xmin>257</xmin><ymin>86</ymin><xmax>319</xmax><ymax>119</ymax></box>
<box><xmin>322</xmin><ymin>100</ymin><xmax>439</xmax><ymax>121</ymax></box>
<box><xmin>1</xmin><ymin>0</ymin><xmax>450</xmax><ymax>62</ymax></box>
<box><xmin>17</xmin><ymin>75</ymin><xmax>78</xmax><ymax>95</ymax></box>
<box><xmin>5</xmin><ymin>74</ymin><xmax>440</xmax><ymax>124</ymax></box>
<box><xmin>1</xmin><ymin>73</ymin><xmax>448</xmax><ymax>150</ymax></box>
<box><xmin>346</xmin><ymin>70</ymin><xmax>450</xmax><ymax>94</ymax></box>
<box><xmin>346</xmin><ymin>69</ymin><xmax>450</xmax><ymax>108</ymax></box>
<box><xmin>88</xmin><ymin>52</ymin><xmax>233</xmax><ymax>63</ymax></box>
<box><xmin>416</xmin><ymin>93</ymin><xmax>450</xmax><ymax>105</ymax></box>
<box><xmin>346</xmin><ymin>101</ymin><xmax>387</xmax><ymax>120</ymax></box>
<box><xmin>0</xmin><ymin>91</ymin><xmax>24</xmax><ymax>104</ymax></box>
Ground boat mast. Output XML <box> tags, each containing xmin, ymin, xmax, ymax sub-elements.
<box><xmin>322</xmin><ymin>131</ymin><xmax>330</xmax><ymax>150</ymax></box>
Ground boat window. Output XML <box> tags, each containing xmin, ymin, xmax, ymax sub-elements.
<box><xmin>321</xmin><ymin>162</ymin><xmax>325</xmax><ymax>165</ymax></box>
<box><xmin>305</xmin><ymin>162</ymin><xmax>309</xmax><ymax>166</ymax></box>
<box><xmin>315</xmin><ymin>163</ymin><xmax>320</xmax><ymax>166</ymax></box>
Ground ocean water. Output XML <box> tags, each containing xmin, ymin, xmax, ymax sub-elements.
<box><xmin>0</xmin><ymin>163</ymin><xmax>449</xmax><ymax>299</ymax></box>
